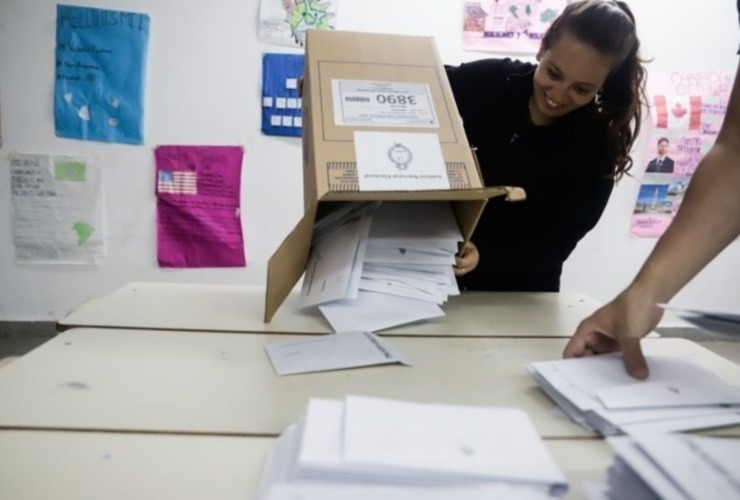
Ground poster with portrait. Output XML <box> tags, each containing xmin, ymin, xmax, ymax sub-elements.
<box><xmin>631</xmin><ymin>70</ymin><xmax>732</xmax><ymax>238</ymax></box>
<box><xmin>462</xmin><ymin>0</ymin><xmax>575</xmax><ymax>54</ymax></box>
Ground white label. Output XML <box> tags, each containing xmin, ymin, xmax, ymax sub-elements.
<box><xmin>332</xmin><ymin>79</ymin><xmax>438</xmax><ymax>128</ymax></box>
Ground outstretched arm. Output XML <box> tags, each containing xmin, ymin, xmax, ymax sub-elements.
<box><xmin>564</xmin><ymin>61</ymin><xmax>740</xmax><ymax>378</ymax></box>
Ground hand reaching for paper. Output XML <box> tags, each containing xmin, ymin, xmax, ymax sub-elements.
<box><xmin>562</xmin><ymin>288</ymin><xmax>665</xmax><ymax>380</ymax></box>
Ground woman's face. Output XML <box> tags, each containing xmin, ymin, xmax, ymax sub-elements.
<box><xmin>531</xmin><ymin>31</ymin><xmax>614</xmax><ymax>125</ymax></box>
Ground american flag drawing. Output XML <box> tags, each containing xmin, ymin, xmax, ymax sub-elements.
<box><xmin>158</xmin><ymin>170</ymin><xmax>197</xmax><ymax>195</ymax></box>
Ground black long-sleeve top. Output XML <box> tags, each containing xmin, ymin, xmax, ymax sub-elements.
<box><xmin>446</xmin><ymin>58</ymin><xmax>615</xmax><ymax>291</ymax></box>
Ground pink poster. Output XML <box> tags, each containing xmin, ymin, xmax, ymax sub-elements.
<box><xmin>463</xmin><ymin>0</ymin><xmax>573</xmax><ymax>54</ymax></box>
<box><xmin>631</xmin><ymin>70</ymin><xmax>732</xmax><ymax>238</ymax></box>
<box><xmin>155</xmin><ymin>145</ymin><xmax>246</xmax><ymax>267</ymax></box>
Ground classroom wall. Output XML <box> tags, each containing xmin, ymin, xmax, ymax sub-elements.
<box><xmin>1</xmin><ymin>0</ymin><xmax>738</xmax><ymax>322</ymax></box>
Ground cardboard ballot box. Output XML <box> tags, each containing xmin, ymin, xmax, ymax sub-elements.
<box><xmin>264</xmin><ymin>29</ymin><xmax>523</xmax><ymax>322</ymax></box>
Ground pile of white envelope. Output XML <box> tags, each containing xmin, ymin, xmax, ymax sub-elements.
<box><xmin>255</xmin><ymin>395</ymin><xmax>568</xmax><ymax>500</ymax></box>
<box><xmin>299</xmin><ymin>201</ymin><xmax>463</xmax><ymax>332</ymax></box>
<box><xmin>527</xmin><ymin>353</ymin><xmax>740</xmax><ymax>436</ymax></box>
<box><xmin>661</xmin><ymin>304</ymin><xmax>740</xmax><ymax>338</ymax></box>
<box><xmin>605</xmin><ymin>432</ymin><xmax>740</xmax><ymax>499</ymax></box>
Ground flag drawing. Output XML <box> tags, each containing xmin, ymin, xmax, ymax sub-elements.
<box><xmin>654</xmin><ymin>95</ymin><xmax>702</xmax><ymax>130</ymax></box>
<box><xmin>157</xmin><ymin>170</ymin><xmax>197</xmax><ymax>195</ymax></box>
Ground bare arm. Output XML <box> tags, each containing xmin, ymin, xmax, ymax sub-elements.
<box><xmin>564</xmin><ymin>61</ymin><xmax>740</xmax><ymax>378</ymax></box>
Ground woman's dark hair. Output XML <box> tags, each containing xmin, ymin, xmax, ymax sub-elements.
<box><xmin>542</xmin><ymin>0</ymin><xmax>647</xmax><ymax>179</ymax></box>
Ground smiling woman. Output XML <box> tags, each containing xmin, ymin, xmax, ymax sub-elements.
<box><xmin>446</xmin><ymin>0</ymin><xmax>647</xmax><ymax>293</ymax></box>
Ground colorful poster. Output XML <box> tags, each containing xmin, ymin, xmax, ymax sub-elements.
<box><xmin>155</xmin><ymin>145</ymin><xmax>246</xmax><ymax>268</ymax></box>
<box><xmin>258</xmin><ymin>0</ymin><xmax>337</xmax><ymax>48</ymax></box>
<box><xmin>463</xmin><ymin>0</ymin><xmax>573</xmax><ymax>54</ymax></box>
<box><xmin>631</xmin><ymin>70</ymin><xmax>732</xmax><ymax>238</ymax></box>
<box><xmin>10</xmin><ymin>153</ymin><xmax>105</xmax><ymax>264</ymax></box>
<box><xmin>262</xmin><ymin>53</ymin><xmax>304</xmax><ymax>137</ymax></box>
<box><xmin>55</xmin><ymin>5</ymin><xmax>150</xmax><ymax>144</ymax></box>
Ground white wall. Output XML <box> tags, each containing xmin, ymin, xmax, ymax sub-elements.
<box><xmin>0</xmin><ymin>0</ymin><xmax>738</xmax><ymax>321</ymax></box>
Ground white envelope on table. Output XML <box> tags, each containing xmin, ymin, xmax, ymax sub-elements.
<box><xmin>264</xmin><ymin>331</ymin><xmax>410</xmax><ymax>376</ymax></box>
<box><xmin>319</xmin><ymin>290</ymin><xmax>444</xmax><ymax>333</ymax></box>
<box><xmin>341</xmin><ymin>396</ymin><xmax>567</xmax><ymax>488</ymax></box>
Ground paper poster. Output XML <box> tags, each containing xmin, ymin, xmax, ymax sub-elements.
<box><xmin>261</xmin><ymin>53</ymin><xmax>304</xmax><ymax>137</ymax></box>
<box><xmin>155</xmin><ymin>145</ymin><xmax>246</xmax><ymax>268</ymax></box>
<box><xmin>631</xmin><ymin>70</ymin><xmax>732</xmax><ymax>238</ymax></box>
<box><xmin>10</xmin><ymin>153</ymin><xmax>105</xmax><ymax>264</ymax></box>
<box><xmin>463</xmin><ymin>0</ymin><xmax>574</xmax><ymax>54</ymax></box>
<box><xmin>258</xmin><ymin>0</ymin><xmax>337</xmax><ymax>48</ymax></box>
<box><xmin>55</xmin><ymin>5</ymin><xmax>150</xmax><ymax>144</ymax></box>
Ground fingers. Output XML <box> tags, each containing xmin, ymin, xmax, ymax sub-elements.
<box><xmin>454</xmin><ymin>242</ymin><xmax>479</xmax><ymax>277</ymax></box>
<box><xmin>622</xmin><ymin>337</ymin><xmax>649</xmax><ymax>380</ymax></box>
<box><xmin>564</xmin><ymin>307</ymin><xmax>650</xmax><ymax>379</ymax></box>
<box><xmin>563</xmin><ymin>331</ymin><xmax>618</xmax><ymax>359</ymax></box>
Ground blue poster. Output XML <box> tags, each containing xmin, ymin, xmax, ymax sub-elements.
<box><xmin>261</xmin><ymin>53</ymin><xmax>304</xmax><ymax>137</ymax></box>
<box><xmin>55</xmin><ymin>5</ymin><xmax>150</xmax><ymax>145</ymax></box>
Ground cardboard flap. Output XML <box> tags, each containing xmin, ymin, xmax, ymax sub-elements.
<box><xmin>319</xmin><ymin>186</ymin><xmax>517</xmax><ymax>202</ymax></box>
<box><xmin>451</xmin><ymin>186</ymin><xmax>525</xmax><ymax>244</ymax></box>
<box><xmin>264</xmin><ymin>206</ymin><xmax>318</xmax><ymax>322</ymax></box>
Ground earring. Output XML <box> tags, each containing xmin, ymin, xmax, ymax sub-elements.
<box><xmin>594</xmin><ymin>91</ymin><xmax>604</xmax><ymax>113</ymax></box>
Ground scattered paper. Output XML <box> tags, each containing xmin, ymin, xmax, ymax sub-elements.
<box><xmin>528</xmin><ymin>353</ymin><xmax>740</xmax><ymax>435</ymax></box>
<box><xmin>264</xmin><ymin>331</ymin><xmax>410</xmax><ymax>376</ymax></box>
<box><xmin>606</xmin><ymin>433</ymin><xmax>740</xmax><ymax>499</ymax></box>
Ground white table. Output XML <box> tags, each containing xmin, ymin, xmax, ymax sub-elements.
<box><xmin>0</xmin><ymin>430</ymin><xmax>613</xmax><ymax>500</ymax></box>
<box><xmin>58</xmin><ymin>281</ymin><xmax>602</xmax><ymax>337</ymax></box>
<box><xmin>2</xmin><ymin>328</ymin><xmax>738</xmax><ymax>438</ymax></box>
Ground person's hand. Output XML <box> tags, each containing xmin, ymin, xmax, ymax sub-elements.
<box><xmin>454</xmin><ymin>241</ymin><xmax>479</xmax><ymax>277</ymax></box>
<box><xmin>562</xmin><ymin>287</ymin><xmax>664</xmax><ymax>379</ymax></box>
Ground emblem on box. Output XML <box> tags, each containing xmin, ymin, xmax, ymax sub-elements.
<box><xmin>388</xmin><ymin>143</ymin><xmax>413</xmax><ymax>170</ymax></box>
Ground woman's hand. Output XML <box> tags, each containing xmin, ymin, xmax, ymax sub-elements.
<box><xmin>454</xmin><ymin>241</ymin><xmax>479</xmax><ymax>277</ymax></box>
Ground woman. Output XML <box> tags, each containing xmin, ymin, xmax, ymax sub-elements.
<box><xmin>449</xmin><ymin>0</ymin><xmax>646</xmax><ymax>292</ymax></box>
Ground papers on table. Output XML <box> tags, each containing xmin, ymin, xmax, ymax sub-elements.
<box><xmin>527</xmin><ymin>353</ymin><xmax>740</xmax><ymax>436</ymax></box>
<box><xmin>605</xmin><ymin>433</ymin><xmax>740</xmax><ymax>500</ymax></box>
<box><xmin>300</xmin><ymin>201</ymin><xmax>462</xmax><ymax>332</ymax></box>
<box><xmin>255</xmin><ymin>395</ymin><xmax>567</xmax><ymax>500</ymax></box>
<box><xmin>319</xmin><ymin>291</ymin><xmax>446</xmax><ymax>334</ymax></box>
<box><xmin>660</xmin><ymin>304</ymin><xmax>740</xmax><ymax>338</ymax></box>
<box><xmin>264</xmin><ymin>331</ymin><xmax>411</xmax><ymax>376</ymax></box>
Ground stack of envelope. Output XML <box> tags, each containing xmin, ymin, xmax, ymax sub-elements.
<box><xmin>255</xmin><ymin>395</ymin><xmax>568</xmax><ymax>500</ymax></box>
<box><xmin>299</xmin><ymin>201</ymin><xmax>464</xmax><ymax>332</ymax></box>
<box><xmin>660</xmin><ymin>304</ymin><xmax>740</xmax><ymax>338</ymax></box>
<box><xmin>605</xmin><ymin>432</ymin><xmax>740</xmax><ymax>499</ymax></box>
<box><xmin>527</xmin><ymin>353</ymin><xmax>740</xmax><ymax>435</ymax></box>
